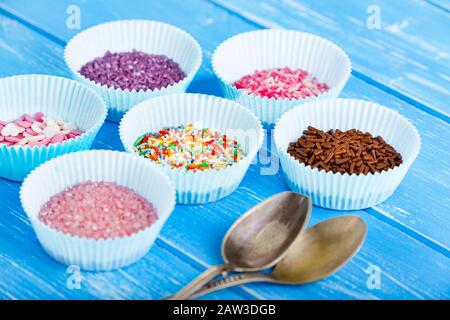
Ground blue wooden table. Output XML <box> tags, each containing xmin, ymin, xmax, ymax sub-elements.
<box><xmin>0</xmin><ymin>0</ymin><xmax>448</xmax><ymax>300</ymax></box>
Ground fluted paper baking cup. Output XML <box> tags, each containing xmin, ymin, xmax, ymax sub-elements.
<box><xmin>65</xmin><ymin>20</ymin><xmax>202</xmax><ymax>122</ymax></box>
<box><xmin>20</xmin><ymin>150</ymin><xmax>176</xmax><ymax>271</ymax></box>
<box><xmin>212</xmin><ymin>30</ymin><xmax>351</xmax><ymax>128</ymax></box>
<box><xmin>119</xmin><ymin>93</ymin><xmax>264</xmax><ymax>204</ymax></box>
<box><xmin>274</xmin><ymin>99</ymin><xmax>420</xmax><ymax>210</ymax></box>
<box><xmin>0</xmin><ymin>75</ymin><xmax>107</xmax><ymax>181</ymax></box>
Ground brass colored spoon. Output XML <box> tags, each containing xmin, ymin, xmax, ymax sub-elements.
<box><xmin>190</xmin><ymin>215</ymin><xmax>367</xmax><ymax>299</ymax></box>
<box><xmin>168</xmin><ymin>192</ymin><xmax>312</xmax><ymax>300</ymax></box>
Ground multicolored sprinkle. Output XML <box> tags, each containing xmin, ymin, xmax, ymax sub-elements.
<box><xmin>133</xmin><ymin>124</ymin><xmax>246</xmax><ymax>171</ymax></box>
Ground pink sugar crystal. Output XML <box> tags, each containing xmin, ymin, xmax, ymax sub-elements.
<box><xmin>233</xmin><ymin>67</ymin><xmax>330</xmax><ymax>100</ymax></box>
<box><xmin>38</xmin><ymin>182</ymin><xmax>158</xmax><ymax>239</ymax></box>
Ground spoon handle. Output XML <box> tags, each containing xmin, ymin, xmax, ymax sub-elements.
<box><xmin>168</xmin><ymin>264</ymin><xmax>229</xmax><ymax>300</ymax></box>
<box><xmin>190</xmin><ymin>273</ymin><xmax>273</xmax><ymax>300</ymax></box>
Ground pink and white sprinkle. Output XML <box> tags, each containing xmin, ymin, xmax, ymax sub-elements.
<box><xmin>233</xmin><ymin>67</ymin><xmax>330</xmax><ymax>100</ymax></box>
<box><xmin>38</xmin><ymin>181</ymin><xmax>158</xmax><ymax>239</ymax></box>
<box><xmin>0</xmin><ymin>112</ymin><xmax>82</xmax><ymax>148</ymax></box>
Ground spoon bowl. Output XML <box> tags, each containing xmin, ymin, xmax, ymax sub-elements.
<box><xmin>190</xmin><ymin>215</ymin><xmax>367</xmax><ymax>299</ymax></box>
<box><xmin>272</xmin><ymin>215</ymin><xmax>367</xmax><ymax>284</ymax></box>
<box><xmin>168</xmin><ymin>192</ymin><xmax>312</xmax><ymax>300</ymax></box>
<box><xmin>223</xmin><ymin>191</ymin><xmax>312</xmax><ymax>271</ymax></box>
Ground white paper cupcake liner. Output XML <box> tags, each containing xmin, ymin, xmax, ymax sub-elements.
<box><xmin>64</xmin><ymin>20</ymin><xmax>202</xmax><ymax>122</ymax></box>
<box><xmin>274</xmin><ymin>99</ymin><xmax>421</xmax><ymax>210</ymax></box>
<box><xmin>0</xmin><ymin>75</ymin><xmax>107</xmax><ymax>181</ymax></box>
<box><xmin>212</xmin><ymin>30</ymin><xmax>351</xmax><ymax>128</ymax></box>
<box><xmin>20</xmin><ymin>150</ymin><xmax>176</xmax><ymax>271</ymax></box>
<box><xmin>119</xmin><ymin>93</ymin><xmax>264</xmax><ymax>204</ymax></box>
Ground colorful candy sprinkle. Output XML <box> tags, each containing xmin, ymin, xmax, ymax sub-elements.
<box><xmin>233</xmin><ymin>67</ymin><xmax>330</xmax><ymax>100</ymax></box>
<box><xmin>79</xmin><ymin>50</ymin><xmax>186</xmax><ymax>92</ymax></box>
<box><xmin>38</xmin><ymin>181</ymin><xmax>158</xmax><ymax>239</ymax></box>
<box><xmin>0</xmin><ymin>112</ymin><xmax>82</xmax><ymax>148</ymax></box>
<box><xmin>133</xmin><ymin>124</ymin><xmax>246</xmax><ymax>171</ymax></box>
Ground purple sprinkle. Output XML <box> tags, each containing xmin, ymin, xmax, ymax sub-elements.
<box><xmin>79</xmin><ymin>50</ymin><xmax>187</xmax><ymax>92</ymax></box>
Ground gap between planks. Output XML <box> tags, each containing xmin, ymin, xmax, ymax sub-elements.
<box><xmin>156</xmin><ymin>238</ymin><xmax>264</xmax><ymax>300</ymax></box>
<box><xmin>0</xmin><ymin>7</ymin><xmax>66</xmax><ymax>46</ymax></box>
<box><xmin>0</xmin><ymin>3</ymin><xmax>449</xmax><ymax>257</ymax></box>
<box><xmin>204</xmin><ymin>0</ymin><xmax>450</xmax><ymax>124</ymax></box>
<box><xmin>425</xmin><ymin>0</ymin><xmax>450</xmax><ymax>14</ymax></box>
<box><xmin>364</xmin><ymin>208</ymin><xmax>449</xmax><ymax>258</ymax></box>
<box><xmin>0</xmin><ymin>1</ymin><xmax>448</xmax><ymax>292</ymax></box>
<box><xmin>261</xmin><ymin>144</ymin><xmax>450</xmax><ymax>256</ymax></box>
<box><xmin>199</xmin><ymin>0</ymin><xmax>450</xmax><ymax>255</ymax></box>
<box><xmin>0</xmin><ymin>7</ymin><xmax>259</xmax><ymax>300</ymax></box>
<box><xmin>2</xmin><ymin>2</ymin><xmax>449</xmax><ymax>124</ymax></box>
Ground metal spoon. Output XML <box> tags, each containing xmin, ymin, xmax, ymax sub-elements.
<box><xmin>168</xmin><ymin>192</ymin><xmax>312</xmax><ymax>300</ymax></box>
<box><xmin>189</xmin><ymin>215</ymin><xmax>367</xmax><ymax>299</ymax></box>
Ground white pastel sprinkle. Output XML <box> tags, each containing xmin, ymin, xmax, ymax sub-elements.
<box><xmin>18</xmin><ymin>137</ymin><xmax>29</xmax><ymax>145</ymax></box>
<box><xmin>29</xmin><ymin>134</ymin><xmax>45</xmax><ymax>142</ymax></box>
<box><xmin>45</xmin><ymin>118</ymin><xmax>56</xmax><ymax>127</ymax></box>
<box><xmin>1</xmin><ymin>123</ymin><xmax>20</xmax><ymax>137</ymax></box>
<box><xmin>43</xmin><ymin>124</ymin><xmax>60</xmax><ymax>138</ymax></box>
<box><xmin>63</xmin><ymin>122</ymin><xmax>76</xmax><ymax>131</ymax></box>
<box><xmin>31</xmin><ymin>122</ymin><xmax>43</xmax><ymax>133</ymax></box>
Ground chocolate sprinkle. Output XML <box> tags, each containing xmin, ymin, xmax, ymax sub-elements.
<box><xmin>287</xmin><ymin>126</ymin><xmax>403</xmax><ymax>175</ymax></box>
<box><xmin>79</xmin><ymin>50</ymin><xmax>186</xmax><ymax>92</ymax></box>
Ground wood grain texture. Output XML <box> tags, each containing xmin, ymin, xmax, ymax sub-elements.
<box><xmin>0</xmin><ymin>14</ymin><xmax>248</xmax><ymax>301</ymax></box>
<box><xmin>0</xmin><ymin>0</ymin><xmax>448</xmax><ymax>300</ymax></box>
<box><xmin>0</xmin><ymin>142</ymin><xmax>246</xmax><ymax>300</ymax></box>
<box><xmin>1</xmin><ymin>0</ymin><xmax>449</xmax><ymax>249</ymax></box>
<box><xmin>207</xmin><ymin>0</ymin><xmax>450</xmax><ymax>121</ymax></box>
<box><xmin>4</xmin><ymin>1</ymin><xmax>448</xmax><ymax>254</ymax></box>
<box><xmin>160</xmin><ymin>162</ymin><xmax>450</xmax><ymax>300</ymax></box>
<box><xmin>340</xmin><ymin>77</ymin><xmax>450</xmax><ymax>252</ymax></box>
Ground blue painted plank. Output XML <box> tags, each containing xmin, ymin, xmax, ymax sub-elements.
<box><xmin>94</xmin><ymin>98</ymin><xmax>450</xmax><ymax>298</ymax></box>
<box><xmin>160</xmin><ymin>162</ymin><xmax>450</xmax><ymax>300</ymax></box>
<box><xmin>0</xmin><ymin>202</ymin><xmax>246</xmax><ymax>300</ymax></box>
<box><xmin>206</xmin><ymin>0</ymin><xmax>450</xmax><ymax>122</ymax></box>
<box><xmin>340</xmin><ymin>78</ymin><xmax>450</xmax><ymax>252</ymax></box>
<box><xmin>0</xmin><ymin>16</ymin><xmax>247</xmax><ymax>300</ymax></box>
<box><xmin>0</xmin><ymin>0</ymin><xmax>448</xmax><ymax>300</ymax></box>
<box><xmin>0</xmin><ymin>134</ymin><xmax>246</xmax><ymax>300</ymax></box>
<box><xmin>93</xmin><ymin>100</ymin><xmax>450</xmax><ymax>298</ymax></box>
<box><xmin>0</xmin><ymin>14</ymin><xmax>68</xmax><ymax>77</ymax></box>
<box><xmin>3</xmin><ymin>0</ymin><xmax>448</xmax><ymax>123</ymax></box>
<box><xmin>2</xmin><ymin>0</ymin><xmax>449</xmax><ymax>257</ymax></box>
<box><xmin>4</xmin><ymin>0</ymin><xmax>450</xmax><ymax>121</ymax></box>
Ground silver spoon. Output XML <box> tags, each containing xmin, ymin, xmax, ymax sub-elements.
<box><xmin>168</xmin><ymin>192</ymin><xmax>312</xmax><ymax>300</ymax></box>
<box><xmin>190</xmin><ymin>215</ymin><xmax>367</xmax><ymax>299</ymax></box>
